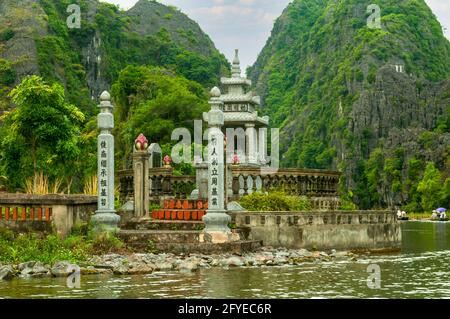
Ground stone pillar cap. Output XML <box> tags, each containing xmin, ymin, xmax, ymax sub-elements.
<box><xmin>100</xmin><ymin>91</ymin><xmax>111</xmax><ymax>101</ymax></box>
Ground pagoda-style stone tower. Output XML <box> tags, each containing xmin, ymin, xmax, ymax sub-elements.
<box><xmin>219</xmin><ymin>49</ymin><xmax>269</xmax><ymax>166</ymax></box>
<box><xmin>195</xmin><ymin>50</ymin><xmax>271</xmax><ymax>201</ymax></box>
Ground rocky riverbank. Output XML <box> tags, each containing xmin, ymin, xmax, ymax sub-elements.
<box><xmin>0</xmin><ymin>247</ymin><xmax>359</xmax><ymax>280</ymax></box>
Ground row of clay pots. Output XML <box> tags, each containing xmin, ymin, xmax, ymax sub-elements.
<box><xmin>163</xmin><ymin>199</ymin><xmax>208</xmax><ymax>210</ymax></box>
<box><xmin>152</xmin><ymin>210</ymin><xmax>206</xmax><ymax>221</ymax></box>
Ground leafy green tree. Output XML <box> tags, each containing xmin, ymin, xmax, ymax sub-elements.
<box><xmin>0</xmin><ymin>76</ymin><xmax>85</xmax><ymax>191</ymax></box>
<box><xmin>365</xmin><ymin>148</ymin><xmax>384</xmax><ymax>207</ymax></box>
<box><xmin>440</xmin><ymin>178</ymin><xmax>450</xmax><ymax>207</ymax></box>
<box><xmin>0</xmin><ymin>59</ymin><xmax>15</xmax><ymax>86</ymax></box>
<box><xmin>112</xmin><ymin>66</ymin><xmax>208</xmax><ymax>168</ymax></box>
<box><xmin>417</xmin><ymin>162</ymin><xmax>443</xmax><ymax>211</ymax></box>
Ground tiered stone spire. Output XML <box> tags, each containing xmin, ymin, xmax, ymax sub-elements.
<box><xmin>217</xmin><ymin>50</ymin><xmax>269</xmax><ymax>166</ymax></box>
<box><xmin>231</xmin><ymin>49</ymin><xmax>241</xmax><ymax>78</ymax></box>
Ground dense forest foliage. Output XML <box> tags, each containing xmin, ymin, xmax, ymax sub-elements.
<box><xmin>0</xmin><ymin>0</ymin><xmax>226</xmax><ymax>193</ymax></box>
<box><xmin>0</xmin><ymin>0</ymin><xmax>448</xmax><ymax>212</ymax></box>
<box><xmin>249</xmin><ymin>0</ymin><xmax>450</xmax><ymax>211</ymax></box>
<box><xmin>111</xmin><ymin>65</ymin><xmax>208</xmax><ymax>169</ymax></box>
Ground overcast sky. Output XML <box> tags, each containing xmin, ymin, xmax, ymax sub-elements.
<box><xmin>102</xmin><ymin>0</ymin><xmax>450</xmax><ymax>69</ymax></box>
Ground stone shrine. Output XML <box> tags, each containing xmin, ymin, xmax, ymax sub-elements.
<box><xmin>119</xmin><ymin>49</ymin><xmax>342</xmax><ymax>217</ymax></box>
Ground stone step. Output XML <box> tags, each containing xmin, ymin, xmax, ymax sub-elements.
<box><xmin>150</xmin><ymin>240</ymin><xmax>263</xmax><ymax>255</ymax></box>
<box><xmin>124</xmin><ymin>219</ymin><xmax>205</xmax><ymax>231</ymax></box>
<box><xmin>118</xmin><ymin>230</ymin><xmax>203</xmax><ymax>246</ymax></box>
<box><xmin>118</xmin><ymin>229</ymin><xmax>255</xmax><ymax>254</ymax></box>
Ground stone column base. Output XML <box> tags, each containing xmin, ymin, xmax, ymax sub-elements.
<box><xmin>91</xmin><ymin>211</ymin><xmax>121</xmax><ymax>233</ymax></box>
<box><xmin>199</xmin><ymin>231</ymin><xmax>241</xmax><ymax>244</ymax></box>
<box><xmin>202</xmin><ymin>210</ymin><xmax>231</xmax><ymax>233</ymax></box>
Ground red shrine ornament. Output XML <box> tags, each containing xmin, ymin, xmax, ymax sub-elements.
<box><xmin>134</xmin><ymin>133</ymin><xmax>149</xmax><ymax>151</ymax></box>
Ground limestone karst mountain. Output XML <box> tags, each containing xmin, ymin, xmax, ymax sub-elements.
<box><xmin>0</xmin><ymin>0</ymin><xmax>229</xmax><ymax>114</ymax></box>
<box><xmin>249</xmin><ymin>0</ymin><xmax>449</xmax><ymax>209</ymax></box>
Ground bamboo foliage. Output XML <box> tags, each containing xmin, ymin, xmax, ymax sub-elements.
<box><xmin>25</xmin><ymin>172</ymin><xmax>63</xmax><ymax>195</ymax></box>
<box><xmin>83</xmin><ymin>175</ymin><xmax>98</xmax><ymax>196</ymax></box>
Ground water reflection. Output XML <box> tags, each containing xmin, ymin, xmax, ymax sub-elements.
<box><xmin>0</xmin><ymin>221</ymin><xmax>449</xmax><ymax>299</ymax></box>
<box><xmin>401</xmin><ymin>221</ymin><xmax>450</xmax><ymax>253</ymax></box>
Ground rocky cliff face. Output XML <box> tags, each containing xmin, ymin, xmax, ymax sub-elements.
<box><xmin>0</xmin><ymin>0</ymin><xmax>47</xmax><ymax>85</ymax></box>
<box><xmin>0</xmin><ymin>0</ymin><xmax>228</xmax><ymax>114</ymax></box>
<box><xmin>249</xmin><ymin>0</ymin><xmax>450</xmax><ymax>208</ymax></box>
<box><xmin>126</xmin><ymin>0</ymin><xmax>216</xmax><ymax>57</ymax></box>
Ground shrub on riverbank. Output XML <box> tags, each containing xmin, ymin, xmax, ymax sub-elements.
<box><xmin>0</xmin><ymin>228</ymin><xmax>125</xmax><ymax>264</ymax></box>
<box><xmin>239</xmin><ymin>191</ymin><xmax>312</xmax><ymax>212</ymax></box>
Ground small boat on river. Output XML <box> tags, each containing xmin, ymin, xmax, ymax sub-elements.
<box><xmin>397</xmin><ymin>210</ymin><xmax>409</xmax><ymax>221</ymax></box>
<box><xmin>431</xmin><ymin>208</ymin><xmax>448</xmax><ymax>221</ymax></box>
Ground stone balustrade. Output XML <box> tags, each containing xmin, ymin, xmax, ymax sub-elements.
<box><xmin>0</xmin><ymin>193</ymin><xmax>97</xmax><ymax>237</ymax></box>
<box><xmin>118</xmin><ymin>166</ymin><xmax>341</xmax><ymax>206</ymax></box>
<box><xmin>118</xmin><ymin>167</ymin><xmax>196</xmax><ymax>203</ymax></box>
<box><xmin>230</xmin><ymin>167</ymin><xmax>340</xmax><ymax>198</ymax></box>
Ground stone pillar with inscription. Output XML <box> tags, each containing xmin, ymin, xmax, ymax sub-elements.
<box><xmin>201</xmin><ymin>87</ymin><xmax>238</xmax><ymax>244</ymax></box>
<box><xmin>91</xmin><ymin>91</ymin><xmax>120</xmax><ymax>233</ymax></box>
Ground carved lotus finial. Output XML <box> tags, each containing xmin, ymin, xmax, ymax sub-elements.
<box><xmin>210</xmin><ymin>86</ymin><xmax>221</xmax><ymax>98</ymax></box>
<box><xmin>100</xmin><ymin>91</ymin><xmax>110</xmax><ymax>101</ymax></box>
<box><xmin>134</xmin><ymin>133</ymin><xmax>149</xmax><ymax>151</ymax></box>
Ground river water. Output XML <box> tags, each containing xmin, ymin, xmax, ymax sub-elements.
<box><xmin>1</xmin><ymin>221</ymin><xmax>449</xmax><ymax>299</ymax></box>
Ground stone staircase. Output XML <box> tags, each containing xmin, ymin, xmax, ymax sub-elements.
<box><xmin>118</xmin><ymin>216</ymin><xmax>262</xmax><ymax>254</ymax></box>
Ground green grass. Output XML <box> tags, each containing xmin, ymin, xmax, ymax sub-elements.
<box><xmin>408</xmin><ymin>212</ymin><xmax>433</xmax><ymax>220</ymax></box>
<box><xmin>0</xmin><ymin>228</ymin><xmax>125</xmax><ymax>265</ymax></box>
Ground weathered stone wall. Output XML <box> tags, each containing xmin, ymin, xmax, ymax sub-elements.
<box><xmin>0</xmin><ymin>220</ymin><xmax>53</xmax><ymax>234</ymax></box>
<box><xmin>229</xmin><ymin>210</ymin><xmax>401</xmax><ymax>251</ymax></box>
<box><xmin>0</xmin><ymin>194</ymin><xmax>97</xmax><ymax>237</ymax></box>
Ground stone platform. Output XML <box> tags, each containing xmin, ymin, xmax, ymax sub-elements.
<box><xmin>118</xmin><ymin>219</ymin><xmax>262</xmax><ymax>254</ymax></box>
<box><xmin>124</xmin><ymin>219</ymin><xmax>204</xmax><ymax>231</ymax></box>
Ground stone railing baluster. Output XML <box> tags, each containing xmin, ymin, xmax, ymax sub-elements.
<box><xmin>247</xmin><ymin>175</ymin><xmax>254</xmax><ymax>195</ymax></box>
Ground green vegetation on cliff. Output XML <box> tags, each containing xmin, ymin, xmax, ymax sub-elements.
<box><xmin>250</xmin><ymin>0</ymin><xmax>450</xmax><ymax>211</ymax></box>
<box><xmin>0</xmin><ymin>0</ymin><xmax>226</xmax><ymax>193</ymax></box>
<box><xmin>33</xmin><ymin>0</ymin><xmax>228</xmax><ymax>113</ymax></box>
